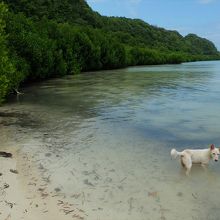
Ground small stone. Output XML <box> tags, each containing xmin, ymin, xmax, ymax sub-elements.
<box><xmin>4</xmin><ymin>183</ymin><xmax>9</xmax><ymax>189</ymax></box>
<box><xmin>177</xmin><ymin>192</ymin><xmax>183</xmax><ymax>197</ymax></box>
<box><xmin>10</xmin><ymin>169</ymin><xmax>19</xmax><ymax>174</ymax></box>
<box><xmin>54</xmin><ymin>187</ymin><xmax>61</xmax><ymax>192</ymax></box>
<box><xmin>84</xmin><ymin>179</ymin><xmax>94</xmax><ymax>187</ymax></box>
<box><xmin>45</xmin><ymin>153</ymin><xmax>51</xmax><ymax>157</ymax></box>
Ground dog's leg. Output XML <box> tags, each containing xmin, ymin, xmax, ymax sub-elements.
<box><xmin>185</xmin><ymin>166</ymin><xmax>192</xmax><ymax>176</ymax></box>
<box><xmin>201</xmin><ymin>163</ymin><xmax>208</xmax><ymax>172</ymax></box>
<box><xmin>181</xmin><ymin>153</ymin><xmax>192</xmax><ymax>176</ymax></box>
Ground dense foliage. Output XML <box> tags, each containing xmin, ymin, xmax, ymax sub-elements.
<box><xmin>0</xmin><ymin>0</ymin><xmax>219</xmax><ymax>104</ymax></box>
<box><xmin>0</xmin><ymin>2</ymin><xmax>18</xmax><ymax>103</ymax></box>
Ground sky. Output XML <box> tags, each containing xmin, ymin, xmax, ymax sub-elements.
<box><xmin>86</xmin><ymin>0</ymin><xmax>220</xmax><ymax>50</ymax></box>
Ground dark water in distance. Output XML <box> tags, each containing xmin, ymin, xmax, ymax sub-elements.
<box><xmin>3</xmin><ymin>61</ymin><xmax>220</xmax><ymax>220</ymax></box>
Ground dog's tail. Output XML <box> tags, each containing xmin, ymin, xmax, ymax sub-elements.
<box><xmin>170</xmin><ymin>148</ymin><xmax>182</xmax><ymax>159</ymax></box>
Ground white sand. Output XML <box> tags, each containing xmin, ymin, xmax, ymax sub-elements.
<box><xmin>0</xmin><ymin>148</ymin><xmax>87</xmax><ymax>220</ymax></box>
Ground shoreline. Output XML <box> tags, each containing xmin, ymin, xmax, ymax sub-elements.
<box><xmin>1</xmin><ymin>60</ymin><xmax>220</xmax><ymax>106</ymax></box>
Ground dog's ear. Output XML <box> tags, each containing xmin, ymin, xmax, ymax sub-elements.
<box><xmin>210</xmin><ymin>144</ymin><xmax>215</xmax><ymax>150</ymax></box>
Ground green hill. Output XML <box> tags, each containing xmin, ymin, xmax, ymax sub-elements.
<box><xmin>0</xmin><ymin>0</ymin><xmax>219</xmax><ymax>103</ymax></box>
<box><xmin>4</xmin><ymin>0</ymin><xmax>102</xmax><ymax>26</ymax></box>
<box><xmin>4</xmin><ymin>0</ymin><xmax>218</xmax><ymax>55</ymax></box>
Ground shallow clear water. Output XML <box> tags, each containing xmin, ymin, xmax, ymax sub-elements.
<box><xmin>1</xmin><ymin>61</ymin><xmax>220</xmax><ymax>219</ymax></box>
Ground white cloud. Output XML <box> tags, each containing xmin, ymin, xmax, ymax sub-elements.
<box><xmin>198</xmin><ymin>0</ymin><xmax>215</xmax><ymax>4</ymax></box>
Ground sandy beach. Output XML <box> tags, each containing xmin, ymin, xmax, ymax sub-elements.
<box><xmin>0</xmin><ymin>148</ymin><xmax>87</xmax><ymax>220</ymax></box>
<box><xmin>0</xmin><ymin>122</ymin><xmax>87</xmax><ymax>220</ymax></box>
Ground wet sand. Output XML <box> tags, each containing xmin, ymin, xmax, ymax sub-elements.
<box><xmin>0</xmin><ymin>152</ymin><xmax>88</xmax><ymax>220</ymax></box>
<box><xmin>0</xmin><ymin>112</ymin><xmax>88</xmax><ymax>220</ymax></box>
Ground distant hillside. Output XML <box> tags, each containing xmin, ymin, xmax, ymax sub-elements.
<box><xmin>0</xmin><ymin>0</ymin><xmax>219</xmax><ymax>103</ymax></box>
<box><xmin>4</xmin><ymin>0</ymin><xmax>219</xmax><ymax>55</ymax></box>
<box><xmin>101</xmin><ymin>17</ymin><xmax>218</xmax><ymax>55</ymax></box>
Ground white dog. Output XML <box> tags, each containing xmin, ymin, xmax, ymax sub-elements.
<box><xmin>171</xmin><ymin>144</ymin><xmax>220</xmax><ymax>175</ymax></box>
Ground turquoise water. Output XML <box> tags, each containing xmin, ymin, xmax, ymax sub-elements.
<box><xmin>2</xmin><ymin>61</ymin><xmax>220</xmax><ymax>219</ymax></box>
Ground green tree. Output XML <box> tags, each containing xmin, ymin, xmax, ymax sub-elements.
<box><xmin>0</xmin><ymin>2</ymin><xmax>15</xmax><ymax>103</ymax></box>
